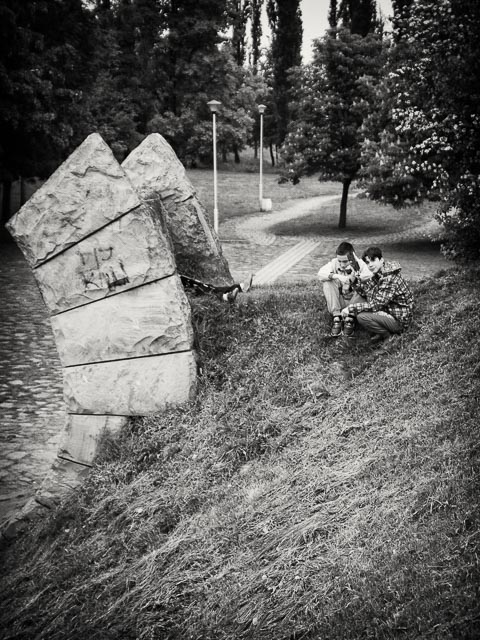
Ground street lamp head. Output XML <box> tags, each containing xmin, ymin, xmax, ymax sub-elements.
<box><xmin>258</xmin><ymin>104</ymin><xmax>267</xmax><ymax>114</ymax></box>
<box><xmin>207</xmin><ymin>100</ymin><xmax>222</xmax><ymax>113</ymax></box>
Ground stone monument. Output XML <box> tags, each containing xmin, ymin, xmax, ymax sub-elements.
<box><xmin>123</xmin><ymin>133</ymin><xmax>233</xmax><ymax>285</ymax></box>
<box><xmin>4</xmin><ymin>133</ymin><xmax>198</xmax><ymax>532</ymax></box>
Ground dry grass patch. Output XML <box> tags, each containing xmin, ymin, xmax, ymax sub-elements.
<box><xmin>1</xmin><ymin>269</ymin><xmax>479</xmax><ymax>640</ymax></box>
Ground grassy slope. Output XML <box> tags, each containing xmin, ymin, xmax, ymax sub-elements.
<box><xmin>1</xmin><ymin>269</ymin><xmax>480</xmax><ymax>640</ymax></box>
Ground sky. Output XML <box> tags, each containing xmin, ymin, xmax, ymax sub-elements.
<box><xmin>300</xmin><ymin>0</ymin><xmax>394</xmax><ymax>62</ymax></box>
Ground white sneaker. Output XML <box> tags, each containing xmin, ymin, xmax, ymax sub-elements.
<box><xmin>240</xmin><ymin>273</ymin><xmax>254</xmax><ymax>293</ymax></box>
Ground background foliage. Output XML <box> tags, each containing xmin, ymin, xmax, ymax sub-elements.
<box><xmin>1</xmin><ymin>0</ymin><xmax>479</xmax><ymax>258</ymax></box>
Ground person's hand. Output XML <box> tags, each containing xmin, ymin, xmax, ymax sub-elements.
<box><xmin>341</xmin><ymin>307</ymin><xmax>351</xmax><ymax>318</ymax></box>
<box><xmin>335</xmin><ymin>274</ymin><xmax>350</xmax><ymax>285</ymax></box>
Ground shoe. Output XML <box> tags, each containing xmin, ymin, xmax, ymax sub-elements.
<box><xmin>226</xmin><ymin>287</ymin><xmax>239</xmax><ymax>303</ymax></box>
<box><xmin>240</xmin><ymin>273</ymin><xmax>253</xmax><ymax>293</ymax></box>
<box><xmin>330</xmin><ymin>316</ymin><xmax>343</xmax><ymax>337</ymax></box>
<box><xmin>343</xmin><ymin>315</ymin><xmax>355</xmax><ymax>338</ymax></box>
<box><xmin>370</xmin><ymin>333</ymin><xmax>388</xmax><ymax>344</ymax></box>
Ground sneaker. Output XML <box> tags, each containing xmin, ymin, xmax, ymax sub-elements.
<box><xmin>240</xmin><ymin>273</ymin><xmax>254</xmax><ymax>293</ymax></box>
<box><xmin>330</xmin><ymin>316</ymin><xmax>343</xmax><ymax>337</ymax></box>
<box><xmin>343</xmin><ymin>315</ymin><xmax>355</xmax><ymax>338</ymax></box>
<box><xmin>225</xmin><ymin>287</ymin><xmax>239</xmax><ymax>303</ymax></box>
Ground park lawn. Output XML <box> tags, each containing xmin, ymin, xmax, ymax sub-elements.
<box><xmin>188</xmin><ymin>169</ymin><xmax>342</xmax><ymax>221</ymax></box>
<box><xmin>1</xmin><ymin>268</ymin><xmax>479</xmax><ymax>640</ymax></box>
<box><xmin>269</xmin><ymin>197</ymin><xmax>440</xmax><ymax>238</ymax></box>
<box><xmin>187</xmin><ymin>170</ymin><xmax>441</xmax><ymax>243</ymax></box>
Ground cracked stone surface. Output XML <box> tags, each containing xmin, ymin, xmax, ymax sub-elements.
<box><xmin>51</xmin><ymin>275</ymin><xmax>193</xmax><ymax>366</ymax></box>
<box><xmin>7</xmin><ymin>133</ymin><xmax>140</xmax><ymax>267</ymax></box>
<box><xmin>123</xmin><ymin>133</ymin><xmax>233</xmax><ymax>285</ymax></box>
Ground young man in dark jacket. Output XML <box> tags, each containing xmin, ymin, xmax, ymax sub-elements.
<box><xmin>340</xmin><ymin>246</ymin><xmax>415</xmax><ymax>343</ymax></box>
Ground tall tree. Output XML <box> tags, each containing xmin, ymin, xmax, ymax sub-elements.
<box><xmin>250</xmin><ymin>0</ymin><xmax>263</xmax><ymax>72</ymax></box>
<box><xmin>328</xmin><ymin>0</ymin><xmax>339</xmax><ymax>28</ymax></box>
<box><xmin>229</xmin><ymin>0</ymin><xmax>250</xmax><ymax>66</ymax></box>
<box><xmin>282</xmin><ymin>28</ymin><xmax>384</xmax><ymax>228</ymax></box>
<box><xmin>0</xmin><ymin>0</ymin><xmax>96</xmax><ymax>231</ymax></box>
<box><xmin>338</xmin><ymin>0</ymin><xmax>378</xmax><ymax>36</ymax></box>
<box><xmin>266</xmin><ymin>0</ymin><xmax>302</xmax><ymax>145</ymax></box>
<box><xmin>390</xmin><ymin>0</ymin><xmax>414</xmax><ymax>40</ymax></box>
<box><xmin>361</xmin><ymin>0</ymin><xmax>480</xmax><ymax>260</ymax></box>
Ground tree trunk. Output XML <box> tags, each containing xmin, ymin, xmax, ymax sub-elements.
<box><xmin>338</xmin><ymin>178</ymin><xmax>351</xmax><ymax>229</ymax></box>
<box><xmin>20</xmin><ymin>177</ymin><xmax>27</xmax><ymax>205</ymax></box>
<box><xmin>222</xmin><ymin>148</ymin><xmax>227</xmax><ymax>163</ymax></box>
<box><xmin>1</xmin><ymin>179</ymin><xmax>13</xmax><ymax>242</ymax></box>
<box><xmin>234</xmin><ymin>145</ymin><xmax>240</xmax><ymax>164</ymax></box>
<box><xmin>269</xmin><ymin>142</ymin><xmax>275</xmax><ymax>167</ymax></box>
<box><xmin>253</xmin><ymin>140</ymin><xmax>258</xmax><ymax>159</ymax></box>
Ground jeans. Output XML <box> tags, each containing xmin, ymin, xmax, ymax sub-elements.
<box><xmin>322</xmin><ymin>281</ymin><xmax>365</xmax><ymax>317</ymax></box>
<box><xmin>356</xmin><ymin>311</ymin><xmax>402</xmax><ymax>337</ymax></box>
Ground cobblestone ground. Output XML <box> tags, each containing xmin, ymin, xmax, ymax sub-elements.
<box><xmin>0</xmin><ymin>244</ymin><xmax>65</xmax><ymax>522</ymax></box>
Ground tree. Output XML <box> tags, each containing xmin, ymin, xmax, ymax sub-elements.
<box><xmin>266</xmin><ymin>0</ymin><xmax>302</xmax><ymax>145</ymax></box>
<box><xmin>361</xmin><ymin>0</ymin><xmax>480</xmax><ymax>260</ymax></box>
<box><xmin>228</xmin><ymin>0</ymin><xmax>251</xmax><ymax>66</ymax></box>
<box><xmin>0</xmin><ymin>0</ymin><xmax>96</xmax><ymax>231</ymax></box>
<box><xmin>250</xmin><ymin>0</ymin><xmax>263</xmax><ymax>72</ymax></box>
<box><xmin>338</xmin><ymin>0</ymin><xmax>379</xmax><ymax>36</ymax></box>
<box><xmin>281</xmin><ymin>28</ymin><xmax>384</xmax><ymax>228</ymax></box>
<box><xmin>147</xmin><ymin>53</ymin><xmax>264</xmax><ymax>165</ymax></box>
<box><xmin>328</xmin><ymin>0</ymin><xmax>338</xmax><ymax>28</ymax></box>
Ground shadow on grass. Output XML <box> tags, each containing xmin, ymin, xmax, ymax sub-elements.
<box><xmin>269</xmin><ymin>200</ymin><xmax>438</xmax><ymax>239</ymax></box>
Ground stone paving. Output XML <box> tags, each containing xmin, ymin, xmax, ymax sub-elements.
<box><xmin>0</xmin><ymin>244</ymin><xmax>65</xmax><ymax>522</ymax></box>
<box><xmin>0</xmin><ymin>196</ymin><xmax>449</xmax><ymax>523</ymax></box>
<box><xmin>221</xmin><ymin>194</ymin><xmax>448</xmax><ymax>285</ymax></box>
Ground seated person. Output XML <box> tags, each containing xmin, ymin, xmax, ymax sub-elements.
<box><xmin>317</xmin><ymin>241</ymin><xmax>371</xmax><ymax>337</ymax></box>
<box><xmin>181</xmin><ymin>273</ymin><xmax>253</xmax><ymax>303</ymax></box>
<box><xmin>340</xmin><ymin>246</ymin><xmax>415</xmax><ymax>343</ymax></box>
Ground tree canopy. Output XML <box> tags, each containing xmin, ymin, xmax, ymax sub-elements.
<box><xmin>361</xmin><ymin>0</ymin><xmax>480</xmax><ymax>260</ymax></box>
<box><xmin>281</xmin><ymin>28</ymin><xmax>384</xmax><ymax>228</ymax></box>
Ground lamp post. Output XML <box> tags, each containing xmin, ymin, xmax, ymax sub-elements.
<box><xmin>207</xmin><ymin>99</ymin><xmax>221</xmax><ymax>233</ymax></box>
<box><xmin>258</xmin><ymin>104</ymin><xmax>266</xmax><ymax>210</ymax></box>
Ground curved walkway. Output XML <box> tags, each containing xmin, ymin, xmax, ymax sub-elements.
<box><xmin>220</xmin><ymin>194</ymin><xmax>447</xmax><ymax>284</ymax></box>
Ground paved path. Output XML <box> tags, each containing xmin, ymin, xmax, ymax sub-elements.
<box><xmin>0</xmin><ymin>195</ymin><xmax>449</xmax><ymax>522</ymax></box>
<box><xmin>221</xmin><ymin>194</ymin><xmax>448</xmax><ymax>285</ymax></box>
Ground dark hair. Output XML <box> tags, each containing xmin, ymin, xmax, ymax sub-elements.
<box><xmin>336</xmin><ymin>241</ymin><xmax>354</xmax><ymax>256</ymax></box>
<box><xmin>362</xmin><ymin>246</ymin><xmax>383</xmax><ymax>261</ymax></box>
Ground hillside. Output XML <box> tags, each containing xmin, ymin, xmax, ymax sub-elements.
<box><xmin>1</xmin><ymin>267</ymin><xmax>479</xmax><ymax>640</ymax></box>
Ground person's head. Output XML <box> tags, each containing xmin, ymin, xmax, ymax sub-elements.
<box><xmin>362</xmin><ymin>246</ymin><xmax>384</xmax><ymax>274</ymax></box>
<box><xmin>336</xmin><ymin>242</ymin><xmax>355</xmax><ymax>270</ymax></box>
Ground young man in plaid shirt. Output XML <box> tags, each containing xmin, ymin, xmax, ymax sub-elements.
<box><xmin>340</xmin><ymin>246</ymin><xmax>415</xmax><ymax>343</ymax></box>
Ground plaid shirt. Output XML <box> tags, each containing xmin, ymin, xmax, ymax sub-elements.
<box><xmin>347</xmin><ymin>261</ymin><xmax>415</xmax><ymax>329</ymax></box>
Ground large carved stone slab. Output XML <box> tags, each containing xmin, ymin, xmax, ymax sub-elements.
<box><xmin>3</xmin><ymin>133</ymin><xmax>199</xmax><ymax>531</ymax></box>
<box><xmin>123</xmin><ymin>133</ymin><xmax>233</xmax><ymax>284</ymax></box>
<box><xmin>58</xmin><ymin>415</ymin><xmax>128</xmax><ymax>466</ymax></box>
<box><xmin>6</xmin><ymin>133</ymin><xmax>140</xmax><ymax>267</ymax></box>
<box><xmin>51</xmin><ymin>276</ymin><xmax>193</xmax><ymax>366</ymax></box>
<box><xmin>64</xmin><ymin>351</ymin><xmax>197</xmax><ymax>415</ymax></box>
<box><xmin>34</xmin><ymin>203</ymin><xmax>176</xmax><ymax>314</ymax></box>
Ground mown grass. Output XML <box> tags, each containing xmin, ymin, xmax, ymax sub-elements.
<box><xmin>188</xmin><ymin>170</ymin><xmax>341</xmax><ymax>222</ymax></box>
<box><xmin>1</xmin><ymin>268</ymin><xmax>480</xmax><ymax>640</ymax></box>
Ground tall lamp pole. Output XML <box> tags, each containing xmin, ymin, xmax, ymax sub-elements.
<box><xmin>258</xmin><ymin>104</ymin><xmax>266</xmax><ymax>210</ymax></box>
<box><xmin>207</xmin><ymin>99</ymin><xmax>221</xmax><ymax>233</ymax></box>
